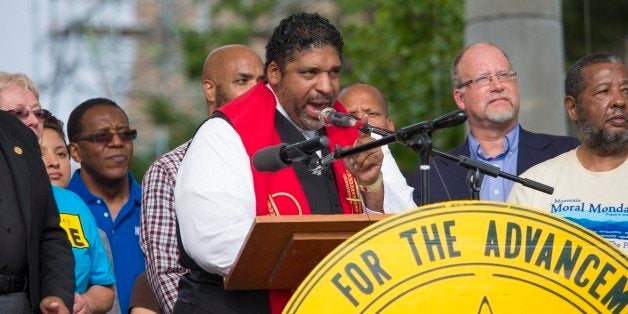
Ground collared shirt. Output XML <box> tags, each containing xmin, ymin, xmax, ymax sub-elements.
<box><xmin>468</xmin><ymin>124</ymin><xmax>520</xmax><ymax>201</ymax></box>
<box><xmin>52</xmin><ymin>186</ymin><xmax>116</xmax><ymax>293</ymax></box>
<box><xmin>140</xmin><ymin>141</ymin><xmax>190</xmax><ymax>313</ymax></box>
<box><xmin>68</xmin><ymin>170</ymin><xmax>144</xmax><ymax>313</ymax></box>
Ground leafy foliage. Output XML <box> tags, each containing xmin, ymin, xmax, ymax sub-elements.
<box><xmin>335</xmin><ymin>0</ymin><xmax>465</xmax><ymax>174</ymax></box>
<box><xmin>178</xmin><ymin>0</ymin><xmax>465</xmax><ymax>176</ymax></box>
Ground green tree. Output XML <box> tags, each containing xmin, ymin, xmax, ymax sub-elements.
<box><xmin>176</xmin><ymin>1</ymin><xmax>465</xmax><ymax>176</ymax></box>
<box><xmin>336</xmin><ymin>0</ymin><xmax>465</xmax><ymax>174</ymax></box>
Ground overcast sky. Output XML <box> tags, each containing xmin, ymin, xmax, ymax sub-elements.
<box><xmin>0</xmin><ymin>1</ymin><xmax>34</xmax><ymax>74</ymax></box>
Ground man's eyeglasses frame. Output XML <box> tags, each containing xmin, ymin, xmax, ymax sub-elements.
<box><xmin>73</xmin><ymin>129</ymin><xmax>138</xmax><ymax>144</ymax></box>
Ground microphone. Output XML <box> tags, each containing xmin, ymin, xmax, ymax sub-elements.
<box><xmin>396</xmin><ymin>110</ymin><xmax>467</xmax><ymax>141</ymax></box>
<box><xmin>253</xmin><ymin>136</ymin><xmax>329</xmax><ymax>172</ymax></box>
<box><xmin>432</xmin><ymin>110</ymin><xmax>467</xmax><ymax>130</ymax></box>
<box><xmin>319</xmin><ymin>108</ymin><xmax>365</xmax><ymax>129</ymax></box>
<box><xmin>319</xmin><ymin>108</ymin><xmax>393</xmax><ymax>136</ymax></box>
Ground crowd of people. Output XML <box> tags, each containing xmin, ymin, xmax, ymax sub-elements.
<box><xmin>0</xmin><ymin>12</ymin><xmax>625</xmax><ymax>314</ymax></box>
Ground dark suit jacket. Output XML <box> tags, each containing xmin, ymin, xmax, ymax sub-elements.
<box><xmin>0</xmin><ymin>111</ymin><xmax>74</xmax><ymax>312</ymax></box>
<box><xmin>412</xmin><ymin>127</ymin><xmax>580</xmax><ymax>205</ymax></box>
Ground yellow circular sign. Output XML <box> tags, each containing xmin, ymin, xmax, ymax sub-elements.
<box><xmin>285</xmin><ymin>201</ymin><xmax>627</xmax><ymax>313</ymax></box>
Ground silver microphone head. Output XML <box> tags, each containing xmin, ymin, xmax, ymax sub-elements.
<box><xmin>319</xmin><ymin>107</ymin><xmax>336</xmax><ymax>126</ymax></box>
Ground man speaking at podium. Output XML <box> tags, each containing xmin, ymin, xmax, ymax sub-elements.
<box><xmin>173</xmin><ymin>13</ymin><xmax>408</xmax><ymax>313</ymax></box>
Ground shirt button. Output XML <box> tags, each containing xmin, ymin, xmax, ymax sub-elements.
<box><xmin>104</xmin><ymin>212</ymin><xmax>109</xmax><ymax>218</ymax></box>
<box><xmin>96</xmin><ymin>199</ymin><xmax>102</xmax><ymax>204</ymax></box>
<box><xmin>494</xmin><ymin>190</ymin><xmax>500</xmax><ymax>194</ymax></box>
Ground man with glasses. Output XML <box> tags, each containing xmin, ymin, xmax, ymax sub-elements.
<box><xmin>412</xmin><ymin>42</ymin><xmax>579</xmax><ymax>204</ymax></box>
<box><xmin>0</xmin><ymin>72</ymin><xmax>75</xmax><ymax>313</ymax></box>
<box><xmin>66</xmin><ymin>98</ymin><xmax>143</xmax><ymax>313</ymax></box>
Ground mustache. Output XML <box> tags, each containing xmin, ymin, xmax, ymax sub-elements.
<box><xmin>307</xmin><ymin>95</ymin><xmax>333</xmax><ymax>105</ymax></box>
<box><xmin>607</xmin><ymin>108</ymin><xmax>626</xmax><ymax>120</ymax></box>
<box><xmin>487</xmin><ymin>94</ymin><xmax>513</xmax><ymax>104</ymax></box>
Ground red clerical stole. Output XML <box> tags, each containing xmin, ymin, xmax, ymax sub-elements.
<box><xmin>217</xmin><ymin>83</ymin><xmax>364</xmax><ymax>313</ymax></box>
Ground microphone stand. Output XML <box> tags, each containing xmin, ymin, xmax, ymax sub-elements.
<box><xmin>313</xmin><ymin>110</ymin><xmax>554</xmax><ymax>205</ymax></box>
<box><xmin>430</xmin><ymin>149</ymin><xmax>554</xmax><ymax>197</ymax></box>
<box><xmin>310</xmin><ymin>133</ymin><xmax>397</xmax><ymax>175</ymax></box>
<box><xmin>395</xmin><ymin>121</ymin><xmax>434</xmax><ymax>206</ymax></box>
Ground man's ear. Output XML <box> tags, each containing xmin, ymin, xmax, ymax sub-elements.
<box><xmin>68</xmin><ymin>143</ymin><xmax>81</xmax><ymax>163</ymax></box>
<box><xmin>453</xmin><ymin>89</ymin><xmax>466</xmax><ymax>111</ymax></box>
<box><xmin>203</xmin><ymin>79</ymin><xmax>216</xmax><ymax>104</ymax></box>
<box><xmin>386</xmin><ymin>118</ymin><xmax>395</xmax><ymax>132</ymax></box>
<box><xmin>564</xmin><ymin>96</ymin><xmax>578</xmax><ymax>123</ymax></box>
<box><xmin>266</xmin><ymin>61</ymin><xmax>281</xmax><ymax>86</ymax></box>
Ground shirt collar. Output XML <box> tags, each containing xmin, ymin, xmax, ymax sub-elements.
<box><xmin>68</xmin><ymin>169</ymin><xmax>142</xmax><ymax>205</ymax></box>
<box><xmin>68</xmin><ymin>169</ymin><xmax>98</xmax><ymax>203</ymax></box>
<box><xmin>267</xmin><ymin>83</ymin><xmax>318</xmax><ymax>140</ymax></box>
<box><xmin>468</xmin><ymin>123</ymin><xmax>520</xmax><ymax>159</ymax></box>
<box><xmin>128</xmin><ymin>173</ymin><xmax>142</xmax><ymax>204</ymax></box>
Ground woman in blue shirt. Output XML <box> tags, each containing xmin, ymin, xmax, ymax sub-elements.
<box><xmin>41</xmin><ymin>115</ymin><xmax>116</xmax><ymax>313</ymax></box>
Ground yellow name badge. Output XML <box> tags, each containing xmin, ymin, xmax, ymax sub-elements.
<box><xmin>59</xmin><ymin>213</ymin><xmax>89</xmax><ymax>249</ymax></box>
<box><xmin>286</xmin><ymin>201</ymin><xmax>627</xmax><ymax>314</ymax></box>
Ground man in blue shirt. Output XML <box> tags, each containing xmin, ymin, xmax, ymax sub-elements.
<box><xmin>67</xmin><ymin>98</ymin><xmax>144</xmax><ymax>312</ymax></box>
<box><xmin>412</xmin><ymin>42</ymin><xmax>579</xmax><ymax>204</ymax></box>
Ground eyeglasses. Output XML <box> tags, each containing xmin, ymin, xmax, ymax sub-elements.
<box><xmin>7</xmin><ymin>108</ymin><xmax>52</xmax><ymax>121</ymax></box>
<box><xmin>74</xmin><ymin>129</ymin><xmax>137</xmax><ymax>143</ymax></box>
<box><xmin>456</xmin><ymin>70</ymin><xmax>517</xmax><ymax>89</ymax></box>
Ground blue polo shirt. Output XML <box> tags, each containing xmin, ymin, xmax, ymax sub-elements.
<box><xmin>468</xmin><ymin>124</ymin><xmax>520</xmax><ymax>201</ymax></box>
<box><xmin>52</xmin><ymin>186</ymin><xmax>116</xmax><ymax>293</ymax></box>
<box><xmin>68</xmin><ymin>170</ymin><xmax>145</xmax><ymax>313</ymax></box>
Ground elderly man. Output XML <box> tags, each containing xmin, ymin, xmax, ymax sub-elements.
<box><xmin>508</xmin><ymin>53</ymin><xmax>627</xmax><ymax>253</ymax></box>
<box><xmin>413</xmin><ymin>43</ymin><xmax>579</xmax><ymax>204</ymax></box>
<box><xmin>67</xmin><ymin>98</ymin><xmax>142</xmax><ymax>312</ymax></box>
<box><xmin>174</xmin><ymin>13</ymin><xmax>408</xmax><ymax>313</ymax></box>
<box><xmin>338</xmin><ymin>82</ymin><xmax>416</xmax><ymax>211</ymax></box>
<box><xmin>140</xmin><ymin>44</ymin><xmax>264</xmax><ymax>313</ymax></box>
<box><xmin>0</xmin><ymin>72</ymin><xmax>74</xmax><ymax>313</ymax></box>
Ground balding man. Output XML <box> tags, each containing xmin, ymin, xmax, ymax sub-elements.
<box><xmin>140</xmin><ymin>44</ymin><xmax>264</xmax><ymax>313</ymax></box>
<box><xmin>338</xmin><ymin>82</ymin><xmax>394</xmax><ymax>131</ymax></box>
<box><xmin>413</xmin><ymin>43</ymin><xmax>579</xmax><ymax>204</ymax></box>
<box><xmin>338</xmin><ymin>83</ymin><xmax>416</xmax><ymax>211</ymax></box>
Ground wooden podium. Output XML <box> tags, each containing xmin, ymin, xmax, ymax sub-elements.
<box><xmin>224</xmin><ymin>214</ymin><xmax>388</xmax><ymax>290</ymax></box>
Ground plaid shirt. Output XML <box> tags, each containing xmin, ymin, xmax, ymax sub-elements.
<box><xmin>140</xmin><ymin>141</ymin><xmax>190</xmax><ymax>313</ymax></box>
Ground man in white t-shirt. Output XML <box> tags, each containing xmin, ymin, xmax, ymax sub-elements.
<box><xmin>507</xmin><ymin>53</ymin><xmax>627</xmax><ymax>253</ymax></box>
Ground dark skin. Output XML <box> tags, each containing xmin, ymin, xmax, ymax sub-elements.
<box><xmin>202</xmin><ymin>44</ymin><xmax>265</xmax><ymax>113</ymax></box>
<box><xmin>564</xmin><ymin>62</ymin><xmax>627</xmax><ymax>171</ymax></box>
<box><xmin>266</xmin><ymin>46</ymin><xmax>385</xmax><ymax>213</ymax></box>
<box><xmin>68</xmin><ymin>105</ymin><xmax>133</xmax><ymax>220</ymax></box>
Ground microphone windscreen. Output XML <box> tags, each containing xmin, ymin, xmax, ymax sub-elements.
<box><xmin>253</xmin><ymin>143</ymin><xmax>290</xmax><ymax>172</ymax></box>
<box><xmin>432</xmin><ymin>110</ymin><xmax>467</xmax><ymax>130</ymax></box>
<box><xmin>319</xmin><ymin>107</ymin><xmax>335</xmax><ymax>125</ymax></box>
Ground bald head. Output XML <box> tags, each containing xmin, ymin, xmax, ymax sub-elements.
<box><xmin>338</xmin><ymin>82</ymin><xmax>393</xmax><ymax>130</ymax></box>
<box><xmin>202</xmin><ymin>44</ymin><xmax>264</xmax><ymax>114</ymax></box>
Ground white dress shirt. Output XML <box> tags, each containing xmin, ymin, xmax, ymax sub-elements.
<box><xmin>175</xmin><ymin>87</ymin><xmax>414</xmax><ymax>275</ymax></box>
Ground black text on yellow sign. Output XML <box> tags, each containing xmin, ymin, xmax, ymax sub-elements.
<box><xmin>286</xmin><ymin>202</ymin><xmax>627</xmax><ymax>314</ymax></box>
<box><xmin>59</xmin><ymin>213</ymin><xmax>90</xmax><ymax>249</ymax></box>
